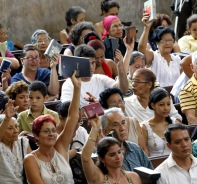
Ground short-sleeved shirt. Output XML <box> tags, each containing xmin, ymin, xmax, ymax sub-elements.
<box><xmin>11</xmin><ymin>68</ymin><xmax>51</xmax><ymax>86</ymax></box>
<box><xmin>178</xmin><ymin>35</ymin><xmax>197</xmax><ymax>53</ymax></box>
<box><xmin>17</xmin><ymin>106</ymin><xmax>60</xmax><ymax>132</ymax></box>
<box><xmin>179</xmin><ymin>74</ymin><xmax>197</xmax><ymax>116</ymax></box>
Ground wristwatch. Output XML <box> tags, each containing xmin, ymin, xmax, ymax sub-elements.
<box><xmin>75</xmin><ymin>148</ymin><xmax>81</xmax><ymax>152</ymax></box>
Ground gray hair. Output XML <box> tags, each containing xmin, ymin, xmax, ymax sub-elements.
<box><xmin>101</xmin><ymin>107</ymin><xmax>125</xmax><ymax>130</ymax></box>
<box><xmin>0</xmin><ymin>114</ymin><xmax>17</xmax><ymax>124</ymax></box>
<box><xmin>31</xmin><ymin>29</ymin><xmax>51</xmax><ymax>44</ymax></box>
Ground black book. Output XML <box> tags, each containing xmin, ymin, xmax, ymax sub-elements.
<box><xmin>44</xmin><ymin>39</ymin><xmax>63</xmax><ymax>60</ymax></box>
<box><xmin>61</xmin><ymin>55</ymin><xmax>90</xmax><ymax>78</ymax></box>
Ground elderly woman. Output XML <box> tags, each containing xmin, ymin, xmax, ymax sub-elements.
<box><xmin>59</xmin><ymin>6</ymin><xmax>85</xmax><ymax>45</ymax></box>
<box><xmin>0</xmin><ymin>99</ymin><xmax>31</xmax><ymax>183</ymax></box>
<box><xmin>138</xmin><ymin>13</ymin><xmax>181</xmax><ymax>87</ymax></box>
<box><xmin>81</xmin><ymin>115</ymin><xmax>142</xmax><ymax>184</ymax></box>
<box><xmin>24</xmin><ymin>71</ymin><xmax>80</xmax><ymax>183</ymax></box>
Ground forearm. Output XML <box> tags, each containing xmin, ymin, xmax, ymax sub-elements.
<box><xmin>0</xmin><ymin>57</ymin><xmax>20</xmax><ymax>69</ymax></box>
<box><xmin>117</xmin><ymin>61</ymin><xmax>128</xmax><ymax>93</ymax></box>
<box><xmin>123</xmin><ymin>49</ymin><xmax>133</xmax><ymax>74</ymax></box>
<box><xmin>186</xmin><ymin>115</ymin><xmax>197</xmax><ymax>125</ymax></box>
<box><xmin>2</xmin><ymin>80</ymin><xmax>8</xmax><ymax>91</ymax></box>
<box><xmin>138</xmin><ymin>26</ymin><xmax>150</xmax><ymax>54</ymax></box>
<box><xmin>48</xmin><ymin>67</ymin><xmax>59</xmax><ymax>95</ymax></box>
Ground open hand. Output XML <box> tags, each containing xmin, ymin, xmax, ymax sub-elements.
<box><xmin>4</xmin><ymin>99</ymin><xmax>19</xmax><ymax>121</ymax></box>
<box><xmin>114</xmin><ymin>49</ymin><xmax>123</xmax><ymax>64</ymax></box>
<box><xmin>84</xmin><ymin>92</ymin><xmax>98</xmax><ymax>103</ymax></box>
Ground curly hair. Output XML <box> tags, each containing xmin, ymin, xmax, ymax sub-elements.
<box><xmin>5</xmin><ymin>81</ymin><xmax>28</xmax><ymax>100</ymax></box>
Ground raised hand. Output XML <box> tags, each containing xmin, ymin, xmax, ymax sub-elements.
<box><xmin>114</xmin><ymin>49</ymin><xmax>123</xmax><ymax>64</ymax></box>
<box><xmin>89</xmin><ymin>114</ymin><xmax>101</xmax><ymax>131</ymax></box>
<box><xmin>4</xmin><ymin>99</ymin><xmax>19</xmax><ymax>121</ymax></box>
<box><xmin>123</xmin><ymin>37</ymin><xmax>135</xmax><ymax>51</ymax></box>
<box><xmin>71</xmin><ymin>70</ymin><xmax>81</xmax><ymax>89</ymax></box>
<box><xmin>50</xmin><ymin>54</ymin><xmax>59</xmax><ymax>68</ymax></box>
<box><xmin>2</xmin><ymin>68</ymin><xmax>11</xmax><ymax>83</ymax></box>
<box><xmin>84</xmin><ymin>92</ymin><xmax>98</xmax><ymax>103</ymax></box>
<box><xmin>142</xmin><ymin>12</ymin><xmax>152</xmax><ymax>27</ymax></box>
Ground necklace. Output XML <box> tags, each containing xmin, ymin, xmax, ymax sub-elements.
<box><xmin>108</xmin><ymin>172</ymin><xmax>121</xmax><ymax>184</ymax></box>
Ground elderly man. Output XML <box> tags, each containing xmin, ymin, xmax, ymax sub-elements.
<box><xmin>155</xmin><ymin>124</ymin><xmax>197</xmax><ymax>184</ymax></box>
<box><xmin>101</xmin><ymin>107</ymin><xmax>153</xmax><ymax>171</ymax></box>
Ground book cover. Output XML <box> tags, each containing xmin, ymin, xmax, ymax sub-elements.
<box><xmin>44</xmin><ymin>39</ymin><xmax>63</xmax><ymax>60</ymax></box>
<box><xmin>60</xmin><ymin>55</ymin><xmax>91</xmax><ymax>78</ymax></box>
<box><xmin>144</xmin><ymin>0</ymin><xmax>156</xmax><ymax>23</ymax></box>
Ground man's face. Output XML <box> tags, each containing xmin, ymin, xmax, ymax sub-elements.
<box><xmin>167</xmin><ymin>129</ymin><xmax>192</xmax><ymax>159</ymax></box>
<box><xmin>103</xmin><ymin>112</ymin><xmax>128</xmax><ymax>142</ymax></box>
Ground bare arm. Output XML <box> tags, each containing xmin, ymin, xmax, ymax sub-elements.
<box><xmin>138</xmin><ymin>13</ymin><xmax>154</xmax><ymax>67</ymax></box>
<box><xmin>184</xmin><ymin>109</ymin><xmax>197</xmax><ymax>125</ymax></box>
<box><xmin>127</xmin><ymin>171</ymin><xmax>142</xmax><ymax>184</ymax></box>
<box><xmin>173</xmin><ymin>41</ymin><xmax>181</xmax><ymax>52</ymax></box>
<box><xmin>94</xmin><ymin>22</ymin><xmax>103</xmax><ymax>39</ymax></box>
<box><xmin>55</xmin><ymin>71</ymin><xmax>81</xmax><ymax>161</ymax></box>
<box><xmin>105</xmin><ymin>59</ymin><xmax>118</xmax><ymax>79</ymax></box>
<box><xmin>180</xmin><ymin>55</ymin><xmax>193</xmax><ymax>78</ymax></box>
<box><xmin>63</xmin><ymin>48</ymin><xmax>73</xmax><ymax>56</ymax></box>
<box><xmin>141</xmin><ymin>124</ymin><xmax>150</xmax><ymax>156</ymax></box>
<box><xmin>0</xmin><ymin>57</ymin><xmax>20</xmax><ymax>69</ymax></box>
<box><xmin>59</xmin><ymin>31</ymin><xmax>69</xmax><ymax>45</ymax></box>
<box><xmin>13</xmin><ymin>40</ymin><xmax>24</xmax><ymax>49</ymax></box>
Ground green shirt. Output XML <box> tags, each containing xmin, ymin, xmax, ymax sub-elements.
<box><xmin>17</xmin><ymin>105</ymin><xmax>60</xmax><ymax>132</ymax></box>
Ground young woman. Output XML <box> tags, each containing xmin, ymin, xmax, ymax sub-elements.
<box><xmin>81</xmin><ymin>115</ymin><xmax>142</xmax><ymax>184</ymax></box>
<box><xmin>141</xmin><ymin>88</ymin><xmax>177</xmax><ymax>157</ymax></box>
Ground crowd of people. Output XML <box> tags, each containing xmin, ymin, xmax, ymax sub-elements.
<box><xmin>1</xmin><ymin>0</ymin><xmax>197</xmax><ymax>183</ymax></box>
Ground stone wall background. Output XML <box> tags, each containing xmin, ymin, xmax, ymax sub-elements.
<box><xmin>0</xmin><ymin>0</ymin><xmax>174</xmax><ymax>44</ymax></box>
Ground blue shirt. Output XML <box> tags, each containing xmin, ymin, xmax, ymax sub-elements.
<box><xmin>122</xmin><ymin>141</ymin><xmax>154</xmax><ymax>171</ymax></box>
<box><xmin>11</xmin><ymin>68</ymin><xmax>51</xmax><ymax>86</ymax></box>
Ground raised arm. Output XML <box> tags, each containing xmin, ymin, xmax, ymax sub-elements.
<box><xmin>138</xmin><ymin>13</ymin><xmax>154</xmax><ymax>67</ymax></box>
<box><xmin>47</xmin><ymin>54</ymin><xmax>60</xmax><ymax>96</ymax></box>
<box><xmin>55</xmin><ymin>71</ymin><xmax>81</xmax><ymax>160</ymax></box>
<box><xmin>81</xmin><ymin>115</ymin><xmax>101</xmax><ymax>184</ymax></box>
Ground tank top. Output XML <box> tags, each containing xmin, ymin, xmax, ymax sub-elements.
<box><xmin>33</xmin><ymin>150</ymin><xmax>74</xmax><ymax>184</ymax></box>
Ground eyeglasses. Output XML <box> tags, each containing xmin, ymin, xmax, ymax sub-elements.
<box><xmin>40</xmin><ymin>128</ymin><xmax>57</xmax><ymax>134</ymax></box>
<box><xmin>160</xmin><ymin>39</ymin><xmax>174</xmax><ymax>44</ymax></box>
<box><xmin>23</xmin><ymin>56</ymin><xmax>40</xmax><ymax>61</ymax></box>
<box><xmin>108</xmin><ymin>100</ymin><xmax>125</xmax><ymax>107</ymax></box>
<box><xmin>130</xmin><ymin>79</ymin><xmax>149</xmax><ymax>84</ymax></box>
<box><xmin>36</xmin><ymin>38</ymin><xmax>49</xmax><ymax>44</ymax></box>
<box><xmin>110</xmin><ymin>24</ymin><xmax>124</xmax><ymax>31</ymax></box>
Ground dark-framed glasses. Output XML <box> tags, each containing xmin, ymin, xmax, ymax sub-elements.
<box><xmin>40</xmin><ymin>128</ymin><xmax>57</xmax><ymax>134</ymax></box>
<box><xmin>108</xmin><ymin>100</ymin><xmax>125</xmax><ymax>107</ymax></box>
<box><xmin>23</xmin><ymin>56</ymin><xmax>40</xmax><ymax>61</ymax></box>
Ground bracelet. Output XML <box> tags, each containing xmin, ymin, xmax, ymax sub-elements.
<box><xmin>89</xmin><ymin>137</ymin><xmax>96</xmax><ymax>142</ymax></box>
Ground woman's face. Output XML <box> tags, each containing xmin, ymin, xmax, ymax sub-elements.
<box><xmin>161</xmin><ymin>20</ymin><xmax>168</xmax><ymax>27</ymax></box>
<box><xmin>151</xmin><ymin>96</ymin><xmax>171</xmax><ymax>118</ymax></box>
<box><xmin>78</xmin><ymin>29</ymin><xmax>92</xmax><ymax>45</ymax></box>
<box><xmin>14</xmin><ymin>91</ymin><xmax>29</xmax><ymax>113</ymax></box>
<box><xmin>3</xmin><ymin>118</ymin><xmax>19</xmax><ymax>143</ymax></box>
<box><xmin>131</xmin><ymin>71</ymin><xmax>152</xmax><ymax>96</ymax></box>
<box><xmin>101</xmin><ymin>144</ymin><xmax>123</xmax><ymax>168</ymax></box>
<box><xmin>104</xmin><ymin>7</ymin><xmax>119</xmax><ymax>17</ymax></box>
<box><xmin>189</xmin><ymin>22</ymin><xmax>197</xmax><ymax>39</ymax></box>
<box><xmin>95</xmin><ymin>48</ymin><xmax>105</xmax><ymax>67</ymax></box>
<box><xmin>108</xmin><ymin>19</ymin><xmax>123</xmax><ymax>38</ymax></box>
<box><xmin>129</xmin><ymin>57</ymin><xmax>146</xmax><ymax>78</ymax></box>
<box><xmin>157</xmin><ymin>33</ymin><xmax>174</xmax><ymax>54</ymax></box>
<box><xmin>35</xmin><ymin>33</ymin><xmax>50</xmax><ymax>52</ymax></box>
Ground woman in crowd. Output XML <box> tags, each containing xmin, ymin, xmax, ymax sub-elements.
<box><xmin>5</xmin><ymin>80</ymin><xmax>29</xmax><ymax>115</ymax></box>
<box><xmin>141</xmin><ymin>88</ymin><xmax>177</xmax><ymax>157</ymax></box>
<box><xmin>124</xmin><ymin>68</ymin><xmax>182</xmax><ymax>124</ymax></box>
<box><xmin>81</xmin><ymin>115</ymin><xmax>142</xmax><ymax>184</ymax></box>
<box><xmin>138</xmin><ymin>13</ymin><xmax>181</xmax><ymax>87</ymax></box>
<box><xmin>59</xmin><ymin>6</ymin><xmax>85</xmax><ymax>45</ymax></box>
<box><xmin>178</xmin><ymin>14</ymin><xmax>197</xmax><ymax>53</ymax></box>
<box><xmin>147</xmin><ymin>14</ymin><xmax>180</xmax><ymax>52</ymax></box>
<box><xmin>0</xmin><ymin>99</ymin><xmax>31</xmax><ymax>183</ymax></box>
<box><xmin>94</xmin><ymin>0</ymin><xmax>120</xmax><ymax>39</ymax></box>
<box><xmin>24</xmin><ymin>71</ymin><xmax>80</xmax><ymax>183</ymax></box>
<box><xmin>63</xmin><ymin>21</ymin><xmax>95</xmax><ymax>56</ymax></box>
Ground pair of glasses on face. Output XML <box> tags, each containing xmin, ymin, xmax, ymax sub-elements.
<box><xmin>130</xmin><ymin>79</ymin><xmax>149</xmax><ymax>84</ymax></box>
<box><xmin>23</xmin><ymin>56</ymin><xmax>40</xmax><ymax>62</ymax></box>
<box><xmin>110</xmin><ymin>24</ymin><xmax>124</xmax><ymax>31</ymax></box>
<box><xmin>40</xmin><ymin>128</ymin><xmax>57</xmax><ymax>134</ymax></box>
<box><xmin>160</xmin><ymin>39</ymin><xmax>174</xmax><ymax>44</ymax></box>
<box><xmin>36</xmin><ymin>38</ymin><xmax>49</xmax><ymax>45</ymax></box>
<box><xmin>108</xmin><ymin>100</ymin><xmax>125</xmax><ymax>107</ymax></box>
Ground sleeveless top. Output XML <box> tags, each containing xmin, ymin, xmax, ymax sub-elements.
<box><xmin>103</xmin><ymin>170</ymin><xmax>132</xmax><ymax>184</ymax></box>
<box><xmin>127</xmin><ymin>117</ymin><xmax>138</xmax><ymax>145</ymax></box>
<box><xmin>66</xmin><ymin>45</ymin><xmax>75</xmax><ymax>56</ymax></box>
<box><xmin>33</xmin><ymin>150</ymin><xmax>74</xmax><ymax>184</ymax></box>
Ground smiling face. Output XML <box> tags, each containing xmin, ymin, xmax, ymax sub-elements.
<box><xmin>108</xmin><ymin>19</ymin><xmax>123</xmax><ymax>38</ymax></box>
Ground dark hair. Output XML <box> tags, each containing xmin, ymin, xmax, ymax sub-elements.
<box><xmin>65</xmin><ymin>6</ymin><xmax>85</xmax><ymax>27</ymax></box>
<box><xmin>21</xmin><ymin>44</ymin><xmax>39</xmax><ymax>58</ymax></box>
<box><xmin>151</xmin><ymin>26</ymin><xmax>175</xmax><ymax>43</ymax></box>
<box><xmin>74</xmin><ymin>44</ymin><xmax>96</xmax><ymax>58</ymax></box>
<box><xmin>164</xmin><ymin>124</ymin><xmax>189</xmax><ymax>143</ymax></box>
<box><xmin>28</xmin><ymin>81</ymin><xmax>47</xmax><ymax>97</ymax></box>
<box><xmin>99</xmin><ymin>88</ymin><xmax>124</xmax><ymax>109</ymax></box>
<box><xmin>184</xmin><ymin>14</ymin><xmax>197</xmax><ymax>35</ymax></box>
<box><xmin>69</xmin><ymin>21</ymin><xmax>95</xmax><ymax>46</ymax></box>
<box><xmin>149</xmin><ymin>88</ymin><xmax>172</xmax><ymax>125</ymax></box>
<box><xmin>84</xmin><ymin>31</ymin><xmax>101</xmax><ymax>45</ymax></box>
<box><xmin>130</xmin><ymin>51</ymin><xmax>146</xmax><ymax>65</ymax></box>
<box><xmin>0</xmin><ymin>91</ymin><xmax>9</xmax><ymax>111</ymax></box>
<box><xmin>135</xmin><ymin>68</ymin><xmax>156</xmax><ymax>91</ymax></box>
<box><xmin>100</xmin><ymin>0</ymin><xmax>120</xmax><ymax>16</ymax></box>
<box><xmin>32</xmin><ymin>114</ymin><xmax>56</xmax><ymax>136</ymax></box>
<box><xmin>97</xmin><ymin>137</ymin><xmax>121</xmax><ymax>174</ymax></box>
<box><xmin>5</xmin><ymin>81</ymin><xmax>28</xmax><ymax>100</ymax></box>
<box><xmin>57</xmin><ymin>101</ymin><xmax>71</xmax><ymax>118</ymax></box>
<box><xmin>149</xmin><ymin>14</ymin><xmax>172</xmax><ymax>40</ymax></box>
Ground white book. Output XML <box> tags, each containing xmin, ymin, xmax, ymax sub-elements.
<box><xmin>144</xmin><ymin>0</ymin><xmax>156</xmax><ymax>23</ymax></box>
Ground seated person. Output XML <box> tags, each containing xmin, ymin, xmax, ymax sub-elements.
<box><xmin>11</xmin><ymin>44</ymin><xmax>59</xmax><ymax>100</ymax></box>
<box><xmin>63</xmin><ymin>21</ymin><xmax>95</xmax><ymax>56</ymax></box>
<box><xmin>141</xmin><ymin>88</ymin><xmax>177</xmax><ymax>157</ymax></box>
<box><xmin>17</xmin><ymin>81</ymin><xmax>60</xmax><ymax>133</ymax></box>
<box><xmin>94</xmin><ymin>0</ymin><xmax>120</xmax><ymax>39</ymax></box>
<box><xmin>179</xmin><ymin>52</ymin><xmax>197</xmax><ymax>125</ymax></box>
<box><xmin>5</xmin><ymin>81</ymin><xmax>29</xmax><ymax>115</ymax></box>
<box><xmin>0</xmin><ymin>23</ymin><xmax>24</xmax><ymax>51</ymax></box>
<box><xmin>59</xmin><ymin>6</ymin><xmax>85</xmax><ymax>45</ymax></box>
<box><xmin>0</xmin><ymin>68</ymin><xmax>11</xmax><ymax>91</ymax></box>
<box><xmin>101</xmin><ymin>107</ymin><xmax>154</xmax><ymax>171</ymax></box>
<box><xmin>61</xmin><ymin>44</ymin><xmax>128</xmax><ymax>107</ymax></box>
<box><xmin>178</xmin><ymin>14</ymin><xmax>197</xmax><ymax>53</ymax></box>
<box><xmin>99</xmin><ymin>87</ymin><xmax>148</xmax><ymax>155</ymax></box>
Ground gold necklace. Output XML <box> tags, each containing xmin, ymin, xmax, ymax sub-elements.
<box><xmin>108</xmin><ymin>172</ymin><xmax>121</xmax><ymax>184</ymax></box>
